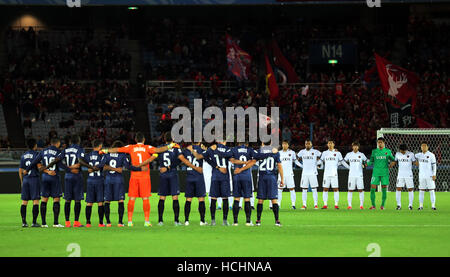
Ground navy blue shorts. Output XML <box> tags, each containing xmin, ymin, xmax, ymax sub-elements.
<box><xmin>209</xmin><ymin>179</ymin><xmax>231</xmax><ymax>198</ymax></box>
<box><xmin>257</xmin><ymin>175</ymin><xmax>278</xmax><ymax>200</ymax></box>
<box><xmin>21</xmin><ymin>176</ymin><xmax>40</xmax><ymax>201</ymax></box>
<box><xmin>41</xmin><ymin>174</ymin><xmax>62</xmax><ymax>198</ymax></box>
<box><xmin>64</xmin><ymin>174</ymin><xmax>84</xmax><ymax>201</ymax></box>
<box><xmin>86</xmin><ymin>178</ymin><xmax>104</xmax><ymax>203</ymax></box>
<box><xmin>185</xmin><ymin>175</ymin><xmax>206</xmax><ymax>198</ymax></box>
<box><xmin>104</xmin><ymin>177</ymin><xmax>125</xmax><ymax>202</ymax></box>
<box><xmin>158</xmin><ymin>173</ymin><xmax>180</xmax><ymax>196</ymax></box>
<box><xmin>232</xmin><ymin>177</ymin><xmax>253</xmax><ymax>198</ymax></box>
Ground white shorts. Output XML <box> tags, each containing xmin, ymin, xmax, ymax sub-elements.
<box><xmin>396</xmin><ymin>178</ymin><xmax>414</xmax><ymax>189</ymax></box>
<box><xmin>419</xmin><ymin>178</ymin><xmax>436</xmax><ymax>190</ymax></box>
<box><xmin>278</xmin><ymin>174</ymin><xmax>295</xmax><ymax>189</ymax></box>
<box><xmin>323</xmin><ymin>176</ymin><xmax>339</xmax><ymax>189</ymax></box>
<box><xmin>300</xmin><ymin>175</ymin><xmax>318</xmax><ymax>189</ymax></box>
<box><xmin>348</xmin><ymin>177</ymin><xmax>364</xmax><ymax>190</ymax></box>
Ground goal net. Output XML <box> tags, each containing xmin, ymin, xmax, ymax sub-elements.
<box><xmin>376</xmin><ymin>128</ymin><xmax>450</xmax><ymax>192</ymax></box>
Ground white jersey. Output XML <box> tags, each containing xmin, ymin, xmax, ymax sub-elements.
<box><xmin>415</xmin><ymin>151</ymin><xmax>437</xmax><ymax>178</ymax></box>
<box><xmin>297</xmin><ymin>148</ymin><xmax>321</xmax><ymax>176</ymax></box>
<box><xmin>279</xmin><ymin>149</ymin><xmax>296</xmax><ymax>176</ymax></box>
<box><xmin>395</xmin><ymin>152</ymin><xmax>415</xmax><ymax>178</ymax></box>
<box><xmin>344</xmin><ymin>151</ymin><xmax>367</xmax><ymax>178</ymax></box>
<box><xmin>320</xmin><ymin>149</ymin><xmax>344</xmax><ymax>177</ymax></box>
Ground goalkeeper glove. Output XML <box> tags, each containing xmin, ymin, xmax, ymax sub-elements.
<box><xmin>100</xmin><ymin>149</ymin><xmax>109</xmax><ymax>155</ymax></box>
<box><xmin>152</xmin><ymin>154</ymin><xmax>158</xmax><ymax>158</ymax></box>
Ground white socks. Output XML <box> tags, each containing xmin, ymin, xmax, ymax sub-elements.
<box><xmin>348</xmin><ymin>191</ymin><xmax>353</xmax><ymax>207</ymax></box>
<box><xmin>396</xmin><ymin>190</ymin><xmax>402</xmax><ymax>206</ymax></box>
<box><xmin>323</xmin><ymin>190</ymin><xmax>328</xmax><ymax>206</ymax></box>
<box><xmin>359</xmin><ymin>191</ymin><xmax>364</xmax><ymax>207</ymax></box>
<box><xmin>334</xmin><ymin>191</ymin><xmax>339</xmax><ymax>206</ymax></box>
<box><xmin>302</xmin><ymin>189</ymin><xmax>308</xmax><ymax>206</ymax></box>
<box><xmin>290</xmin><ymin>190</ymin><xmax>296</xmax><ymax>206</ymax></box>
<box><xmin>408</xmin><ymin>191</ymin><xmax>414</xmax><ymax>207</ymax></box>
<box><xmin>278</xmin><ymin>189</ymin><xmax>283</xmax><ymax>208</ymax></box>
<box><xmin>419</xmin><ymin>190</ymin><xmax>425</xmax><ymax>207</ymax></box>
<box><xmin>312</xmin><ymin>188</ymin><xmax>318</xmax><ymax>206</ymax></box>
<box><xmin>430</xmin><ymin>190</ymin><xmax>436</xmax><ymax>208</ymax></box>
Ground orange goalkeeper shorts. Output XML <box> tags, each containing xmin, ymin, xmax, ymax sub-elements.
<box><xmin>128</xmin><ymin>176</ymin><xmax>151</xmax><ymax>198</ymax></box>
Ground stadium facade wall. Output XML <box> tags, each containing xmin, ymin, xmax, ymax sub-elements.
<box><xmin>0</xmin><ymin>169</ymin><xmax>374</xmax><ymax>194</ymax></box>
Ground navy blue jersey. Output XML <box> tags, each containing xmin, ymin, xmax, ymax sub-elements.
<box><xmin>86</xmin><ymin>150</ymin><xmax>105</xmax><ymax>180</ymax></box>
<box><xmin>203</xmin><ymin>144</ymin><xmax>233</xmax><ymax>181</ymax></box>
<box><xmin>58</xmin><ymin>144</ymin><xmax>86</xmax><ymax>174</ymax></box>
<box><xmin>101</xmin><ymin>152</ymin><xmax>138</xmax><ymax>178</ymax></box>
<box><xmin>24</xmin><ymin>145</ymin><xmax>66</xmax><ymax>175</ymax></box>
<box><xmin>20</xmin><ymin>150</ymin><xmax>41</xmax><ymax>178</ymax></box>
<box><xmin>182</xmin><ymin>144</ymin><xmax>204</xmax><ymax>177</ymax></box>
<box><xmin>231</xmin><ymin>145</ymin><xmax>256</xmax><ymax>180</ymax></box>
<box><xmin>41</xmin><ymin>146</ymin><xmax>65</xmax><ymax>175</ymax></box>
<box><xmin>255</xmin><ymin>147</ymin><xmax>281</xmax><ymax>177</ymax></box>
<box><xmin>158</xmin><ymin>145</ymin><xmax>182</xmax><ymax>176</ymax></box>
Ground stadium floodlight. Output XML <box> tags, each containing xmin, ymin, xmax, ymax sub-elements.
<box><xmin>328</xmin><ymin>59</ymin><xmax>338</xmax><ymax>64</ymax></box>
<box><xmin>128</xmin><ymin>6</ymin><xmax>138</xmax><ymax>10</ymax></box>
<box><xmin>376</xmin><ymin>128</ymin><xmax>450</xmax><ymax>192</ymax></box>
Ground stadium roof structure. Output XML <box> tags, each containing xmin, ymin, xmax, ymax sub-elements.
<box><xmin>0</xmin><ymin>0</ymin><xmax>449</xmax><ymax>6</ymax></box>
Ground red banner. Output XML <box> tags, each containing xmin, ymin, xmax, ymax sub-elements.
<box><xmin>265</xmin><ymin>53</ymin><xmax>279</xmax><ymax>101</ymax></box>
<box><xmin>226</xmin><ymin>34</ymin><xmax>252</xmax><ymax>80</ymax></box>
<box><xmin>271</xmin><ymin>39</ymin><xmax>299</xmax><ymax>83</ymax></box>
<box><xmin>375</xmin><ymin>53</ymin><xmax>419</xmax><ymax>109</ymax></box>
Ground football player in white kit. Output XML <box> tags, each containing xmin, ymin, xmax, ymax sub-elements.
<box><xmin>297</xmin><ymin>140</ymin><xmax>322</xmax><ymax>209</ymax></box>
<box><xmin>320</xmin><ymin>140</ymin><xmax>348</xmax><ymax>209</ymax></box>
<box><xmin>343</xmin><ymin>142</ymin><xmax>367</xmax><ymax>210</ymax></box>
<box><xmin>390</xmin><ymin>144</ymin><xmax>416</xmax><ymax>210</ymax></box>
<box><xmin>278</xmin><ymin>141</ymin><xmax>301</xmax><ymax>209</ymax></box>
<box><xmin>414</xmin><ymin>142</ymin><xmax>437</xmax><ymax>210</ymax></box>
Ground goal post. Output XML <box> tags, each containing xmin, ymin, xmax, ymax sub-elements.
<box><xmin>376</xmin><ymin>128</ymin><xmax>450</xmax><ymax>192</ymax></box>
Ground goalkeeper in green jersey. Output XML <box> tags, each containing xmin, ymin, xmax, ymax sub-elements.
<box><xmin>367</xmin><ymin>137</ymin><xmax>395</xmax><ymax>210</ymax></box>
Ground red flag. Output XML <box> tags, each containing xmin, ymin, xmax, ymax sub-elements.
<box><xmin>271</xmin><ymin>39</ymin><xmax>299</xmax><ymax>83</ymax></box>
<box><xmin>375</xmin><ymin>53</ymin><xmax>419</xmax><ymax>109</ymax></box>
<box><xmin>226</xmin><ymin>34</ymin><xmax>252</xmax><ymax>80</ymax></box>
<box><xmin>265</xmin><ymin>53</ymin><xmax>279</xmax><ymax>101</ymax></box>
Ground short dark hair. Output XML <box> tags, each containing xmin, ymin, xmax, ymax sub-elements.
<box><xmin>282</xmin><ymin>140</ymin><xmax>289</xmax><ymax>144</ymax></box>
<box><xmin>112</xmin><ymin>140</ymin><xmax>124</xmax><ymax>148</ymax></box>
<box><xmin>135</xmin><ymin>132</ymin><xmax>145</xmax><ymax>143</ymax></box>
<box><xmin>27</xmin><ymin>138</ymin><xmax>37</xmax><ymax>149</ymax></box>
<box><xmin>352</xmin><ymin>141</ymin><xmax>360</xmax><ymax>147</ymax></box>
<box><xmin>327</xmin><ymin>139</ymin><xmax>335</xmax><ymax>144</ymax></box>
<box><xmin>399</xmin><ymin>144</ymin><xmax>408</xmax><ymax>151</ymax></box>
<box><xmin>305</xmin><ymin>140</ymin><xmax>312</xmax><ymax>143</ymax></box>
<box><xmin>50</xmin><ymin>137</ymin><xmax>60</xmax><ymax>145</ymax></box>
<box><xmin>377</xmin><ymin>137</ymin><xmax>385</xmax><ymax>142</ymax></box>
<box><xmin>92</xmin><ymin>139</ymin><xmax>103</xmax><ymax>148</ymax></box>
<box><xmin>71</xmin><ymin>134</ymin><xmax>81</xmax><ymax>145</ymax></box>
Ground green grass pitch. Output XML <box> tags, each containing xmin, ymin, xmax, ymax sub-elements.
<box><xmin>1</xmin><ymin>192</ymin><xmax>450</xmax><ymax>257</ymax></box>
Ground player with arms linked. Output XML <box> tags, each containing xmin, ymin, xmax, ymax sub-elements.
<box><xmin>99</xmin><ymin>140</ymin><xmax>145</xmax><ymax>226</ymax></box>
<box><xmin>253</xmin><ymin>141</ymin><xmax>284</xmax><ymax>226</ymax></box>
<box><xmin>19</xmin><ymin>138</ymin><xmax>43</xmax><ymax>227</ymax></box>
<box><xmin>23</xmin><ymin>137</ymin><xmax>68</xmax><ymax>227</ymax></box>
<box><xmin>139</xmin><ymin>132</ymin><xmax>201</xmax><ymax>226</ymax></box>
<box><xmin>100</xmin><ymin>132</ymin><xmax>177</xmax><ymax>227</ymax></box>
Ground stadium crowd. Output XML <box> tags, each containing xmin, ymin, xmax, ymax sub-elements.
<box><xmin>1</xmin><ymin>16</ymin><xmax>449</xmax><ymax>153</ymax></box>
<box><xmin>14</xmin><ymin>79</ymin><xmax>137</xmax><ymax>147</ymax></box>
<box><xmin>5</xmin><ymin>27</ymin><xmax>131</xmax><ymax>80</ymax></box>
